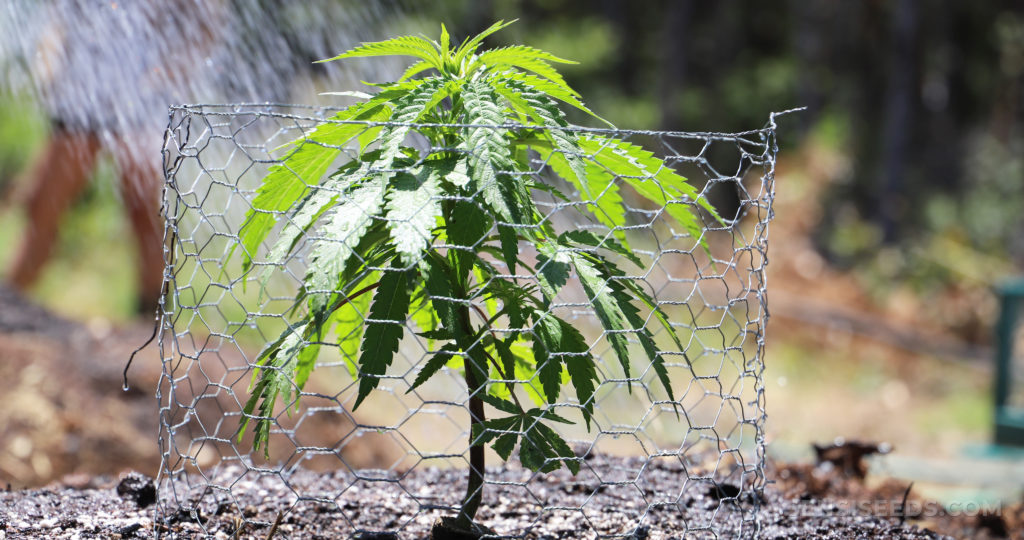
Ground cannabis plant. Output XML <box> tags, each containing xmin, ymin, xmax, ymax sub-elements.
<box><xmin>236</xmin><ymin>20</ymin><xmax>717</xmax><ymax>531</ymax></box>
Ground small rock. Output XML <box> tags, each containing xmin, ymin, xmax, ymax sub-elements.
<box><xmin>118</xmin><ymin>522</ymin><xmax>143</xmax><ymax>537</ymax></box>
<box><xmin>706</xmin><ymin>483</ymin><xmax>742</xmax><ymax>501</ymax></box>
<box><xmin>351</xmin><ymin>531</ymin><xmax>399</xmax><ymax>539</ymax></box>
<box><xmin>171</xmin><ymin>507</ymin><xmax>201</xmax><ymax>525</ymax></box>
<box><xmin>976</xmin><ymin>511</ymin><xmax>1009</xmax><ymax>538</ymax></box>
<box><xmin>116</xmin><ymin>472</ymin><xmax>156</xmax><ymax>509</ymax></box>
<box><xmin>430</xmin><ymin>516</ymin><xmax>497</xmax><ymax>540</ymax></box>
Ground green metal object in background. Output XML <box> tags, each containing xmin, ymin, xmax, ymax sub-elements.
<box><xmin>994</xmin><ymin>279</ymin><xmax>1024</xmax><ymax>446</ymax></box>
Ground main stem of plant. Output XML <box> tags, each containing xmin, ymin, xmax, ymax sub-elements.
<box><xmin>454</xmin><ymin>298</ymin><xmax>486</xmax><ymax>530</ymax></box>
<box><xmin>438</xmin><ymin>112</ymin><xmax>486</xmax><ymax>531</ymax></box>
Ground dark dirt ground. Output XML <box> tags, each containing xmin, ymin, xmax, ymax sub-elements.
<box><xmin>1</xmin><ymin>285</ymin><xmax>1022</xmax><ymax>539</ymax></box>
<box><xmin>1</xmin><ymin>453</ymin><xmax>1020</xmax><ymax>539</ymax></box>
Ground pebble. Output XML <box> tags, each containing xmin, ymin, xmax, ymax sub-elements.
<box><xmin>115</xmin><ymin>473</ymin><xmax>156</xmax><ymax>509</ymax></box>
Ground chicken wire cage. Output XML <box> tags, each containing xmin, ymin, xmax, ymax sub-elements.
<box><xmin>154</xmin><ymin>103</ymin><xmax>783</xmax><ymax>538</ymax></box>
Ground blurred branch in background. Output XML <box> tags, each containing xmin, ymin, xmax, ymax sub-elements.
<box><xmin>772</xmin><ymin>290</ymin><xmax>998</xmax><ymax>372</ymax></box>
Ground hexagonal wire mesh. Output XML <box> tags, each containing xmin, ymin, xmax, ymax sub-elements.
<box><xmin>154</xmin><ymin>103</ymin><xmax>788</xmax><ymax>538</ymax></box>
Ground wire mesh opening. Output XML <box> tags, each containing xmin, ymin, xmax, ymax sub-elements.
<box><xmin>155</xmin><ymin>103</ymin><xmax>779</xmax><ymax>538</ymax></box>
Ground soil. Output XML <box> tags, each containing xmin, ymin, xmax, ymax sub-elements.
<box><xmin>2</xmin><ymin>452</ymin><xmax>1019</xmax><ymax>539</ymax></box>
<box><xmin>0</xmin><ymin>284</ymin><xmax>164</xmax><ymax>488</ymax></box>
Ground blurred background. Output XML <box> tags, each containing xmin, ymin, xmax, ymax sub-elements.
<box><xmin>0</xmin><ymin>0</ymin><xmax>1022</xmax><ymax>513</ymax></box>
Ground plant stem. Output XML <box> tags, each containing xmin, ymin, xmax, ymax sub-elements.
<box><xmin>436</xmin><ymin>112</ymin><xmax>487</xmax><ymax>528</ymax></box>
<box><xmin>302</xmin><ymin>282</ymin><xmax>381</xmax><ymax>341</ymax></box>
<box><xmin>455</xmin><ymin>301</ymin><xmax>486</xmax><ymax>529</ymax></box>
<box><xmin>325</xmin><ymin>282</ymin><xmax>380</xmax><ymax>314</ymax></box>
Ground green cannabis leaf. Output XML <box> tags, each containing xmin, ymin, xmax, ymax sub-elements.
<box><xmin>235</xmin><ymin>20</ymin><xmax>719</xmax><ymax>530</ymax></box>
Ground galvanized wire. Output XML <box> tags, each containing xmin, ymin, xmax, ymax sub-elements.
<box><xmin>154</xmin><ymin>104</ymin><xmax>784</xmax><ymax>539</ymax></box>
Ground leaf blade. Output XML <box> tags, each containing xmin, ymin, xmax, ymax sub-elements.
<box><xmin>237</xmin><ymin>100</ymin><xmax>393</xmax><ymax>271</ymax></box>
<box><xmin>501</xmin><ymin>71</ymin><xmax>610</xmax><ymax>126</ymax></box>
<box><xmin>407</xmin><ymin>344</ymin><xmax>459</xmax><ymax>393</ymax></box>
<box><xmin>474</xmin><ymin>46</ymin><xmax>580</xmax><ymax>96</ymax></box>
<box><xmin>319</xmin><ymin>35</ymin><xmax>441</xmax><ymax>67</ymax></box>
<box><xmin>385</xmin><ymin>163</ymin><xmax>445</xmax><ymax>265</ymax></box>
<box><xmin>581</xmin><ymin>135</ymin><xmax>721</xmax><ymax>253</ymax></box>
<box><xmin>353</xmin><ymin>266</ymin><xmax>411</xmax><ymax>409</ymax></box>
<box><xmin>569</xmin><ymin>251</ymin><xmax>633</xmax><ymax>389</ymax></box>
<box><xmin>455</xmin><ymin>19</ymin><xmax>518</xmax><ymax>66</ymax></box>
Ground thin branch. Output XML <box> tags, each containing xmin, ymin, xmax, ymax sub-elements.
<box><xmin>326</xmin><ymin>282</ymin><xmax>381</xmax><ymax>314</ymax></box>
<box><xmin>471</xmin><ymin>303</ymin><xmax>499</xmax><ymax>337</ymax></box>
<box><xmin>264</xmin><ymin>511</ymin><xmax>283</xmax><ymax>540</ymax></box>
<box><xmin>303</xmin><ymin>282</ymin><xmax>382</xmax><ymax>341</ymax></box>
<box><xmin>896</xmin><ymin>482</ymin><xmax>914</xmax><ymax>525</ymax></box>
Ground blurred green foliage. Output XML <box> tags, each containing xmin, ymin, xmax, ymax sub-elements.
<box><xmin>0</xmin><ymin>94</ymin><xmax>46</xmax><ymax>195</ymax></box>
